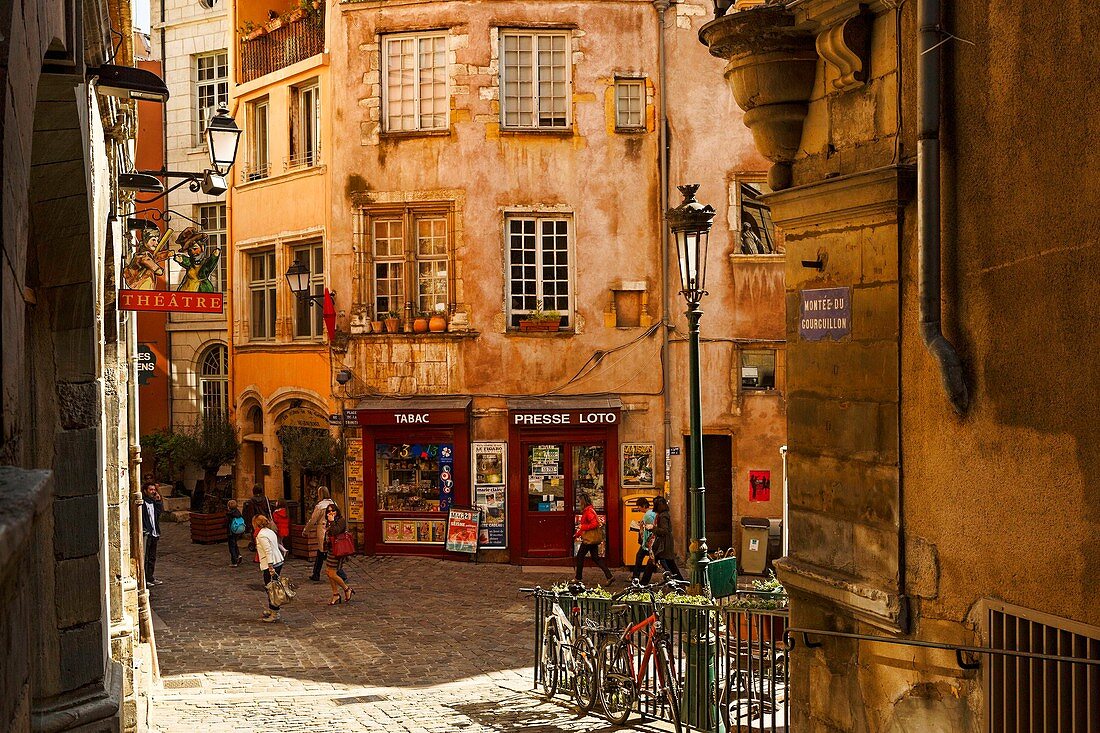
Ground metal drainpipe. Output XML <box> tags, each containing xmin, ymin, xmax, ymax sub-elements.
<box><xmin>654</xmin><ymin>0</ymin><xmax>673</xmax><ymax>486</ymax></box>
<box><xmin>918</xmin><ymin>0</ymin><xmax>968</xmax><ymax>415</ymax></box>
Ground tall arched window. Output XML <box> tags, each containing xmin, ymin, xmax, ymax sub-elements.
<box><xmin>199</xmin><ymin>344</ymin><xmax>228</xmax><ymax>418</ymax></box>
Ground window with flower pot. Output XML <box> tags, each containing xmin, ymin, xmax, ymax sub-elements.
<box><xmin>506</xmin><ymin>215</ymin><xmax>571</xmax><ymax>330</ymax></box>
<box><xmin>362</xmin><ymin>203</ymin><xmax>453</xmax><ymax>320</ymax></box>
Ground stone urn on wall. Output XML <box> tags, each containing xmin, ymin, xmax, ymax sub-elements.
<box><xmin>700</xmin><ymin>5</ymin><xmax>816</xmax><ymax>190</ymax></box>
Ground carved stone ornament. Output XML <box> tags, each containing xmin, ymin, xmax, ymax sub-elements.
<box><xmin>816</xmin><ymin>10</ymin><xmax>873</xmax><ymax>92</ymax></box>
<box><xmin>699</xmin><ymin>6</ymin><xmax>817</xmax><ymax>190</ymax></box>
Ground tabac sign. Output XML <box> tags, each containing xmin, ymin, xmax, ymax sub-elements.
<box><xmin>799</xmin><ymin>286</ymin><xmax>852</xmax><ymax>341</ymax></box>
<box><xmin>119</xmin><ymin>225</ymin><xmax>224</xmax><ymax>313</ymax></box>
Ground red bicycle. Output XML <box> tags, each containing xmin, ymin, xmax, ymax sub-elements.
<box><xmin>596</xmin><ymin>576</ymin><xmax>687</xmax><ymax>732</ymax></box>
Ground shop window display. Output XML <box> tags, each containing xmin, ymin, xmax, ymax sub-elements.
<box><xmin>376</xmin><ymin>442</ymin><xmax>455</xmax><ymax>513</ymax></box>
<box><xmin>572</xmin><ymin>445</ymin><xmax>605</xmax><ymax>511</ymax></box>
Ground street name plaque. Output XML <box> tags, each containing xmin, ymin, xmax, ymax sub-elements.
<box><xmin>799</xmin><ymin>286</ymin><xmax>852</xmax><ymax>341</ymax></box>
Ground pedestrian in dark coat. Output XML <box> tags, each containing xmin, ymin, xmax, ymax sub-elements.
<box><xmin>242</xmin><ymin>485</ymin><xmax>271</xmax><ymax>551</ymax></box>
<box><xmin>142</xmin><ymin>481</ymin><xmax>164</xmax><ymax>587</ymax></box>
<box><xmin>225</xmin><ymin>499</ymin><xmax>244</xmax><ymax>566</ymax></box>
<box><xmin>641</xmin><ymin>496</ymin><xmax>684</xmax><ymax>584</ymax></box>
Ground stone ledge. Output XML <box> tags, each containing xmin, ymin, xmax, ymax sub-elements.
<box><xmin>0</xmin><ymin>468</ymin><xmax>52</xmax><ymax>584</ymax></box>
<box><xmin>775</xmin><ymin>555</ymin><xmax>908</xmax><ymax>633</ymax></box>
<box><xmin>764</xmin><ymin>163</ymin><xmax>915</xmax><ymax>229</ymax></box>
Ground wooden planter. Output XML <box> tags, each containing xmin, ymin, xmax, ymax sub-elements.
<box><xmin>190</xmin><ymin>512</ymin><xmax>227</xmax><ymax>544</ymax></box>
<box><xmin>518</xmin><ymin>320</ymin><xmax>561</xmax><ymax>332</ymax></box>
<box><xmin>291</xmin><ymin>523</ymin><xmax>321</xmax><ymax>559</ymax></box>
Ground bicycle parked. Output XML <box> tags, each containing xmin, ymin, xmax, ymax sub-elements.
<box><xmin>520</xmin><ymin>583</ymin><xmax>600</xmax><ymax>713</ymax></box>
<box><xmin>595</xmin><ymin>575</ymin><xmax>688</xmax><ymax>733</ymax></box>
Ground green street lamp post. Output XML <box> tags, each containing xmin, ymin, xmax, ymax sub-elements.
<box><xmin>667</xmin><ymin>184</ymin><xmax>716</xmax><ymax>594</ymax></box>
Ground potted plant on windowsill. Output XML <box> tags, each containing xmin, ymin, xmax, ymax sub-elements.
<box><xmin>518</xmin><ymin>304</ymin><xmax>562</xmax><ymax>332</ymax></box>
<box><xmin>383</xmin><ymin>311</ymin><xmax>401</xmax><ymax>333</ymax></box>
<box><xmin>412</xmin><ymin>312</ymin><xmax>430</xmax><ymax>334</ymax></box>
<box><xmin>428</xmin><ymin>305</ymin><xmax>448</xmax><ymax>333</ymax></box>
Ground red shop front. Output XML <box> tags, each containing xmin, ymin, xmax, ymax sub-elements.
<box><xmin>507</xmin><ymin>397</ymin><xmax>622</xmax><ymax>566</ymax></box>
<box><xmin>355</xmin><ymin>397</ymin><xmax>471</xmax><ymax>557</ymax></box>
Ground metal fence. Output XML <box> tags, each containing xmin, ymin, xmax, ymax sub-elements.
<box><xmin>239</xmin><ymin>14</ymin><xmax>325</xmax><ymax>84</ymax></box>
<box><xmin>531</xmin><ymin>590</ymin><xmax>790</xmax><ymax>732</ymax></box>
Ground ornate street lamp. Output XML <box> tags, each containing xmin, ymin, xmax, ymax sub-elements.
<box><xmin>285</xmin><ymin>260</ymin><xmax>336</xmax><ymax>307</ymax></box>
<box><xmin>139</xmin><ymin>106</ymin><xmax>241</xmax><ymax>198</ymax></box>
<box><xmin>667</xmin><ymin>183</ymin><xmax>716</xmax><ymax>594</ymax></box>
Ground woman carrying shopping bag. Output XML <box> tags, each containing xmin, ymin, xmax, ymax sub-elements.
<box><xmin>254</xmin><ymin>515</ymin><xmax>289</xmax><ymax>622</ymax></box>
<box><xmin>573</xmin><ymin>493</ymin><xmax>614</xmax><ymax>585</ymax></box>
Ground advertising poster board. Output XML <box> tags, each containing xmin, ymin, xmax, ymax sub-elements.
<box><xmin>445</xmin><ymin>506</ymin><xmax>480</xmax><ymax>554</ymax></box>
<box><xmin>345</xmin><ymin>438</ymin><xmax>364</xmax><ymax>521</ymax></box>
<box><xmin>472</xmin><ymin>442</ymin><xmax>507</xmax><ymax>549</ymax></box>
<box><xmin>621</xmin><ymin>443</ymin><xmax>655</xmax><ymax>487</ymax></box>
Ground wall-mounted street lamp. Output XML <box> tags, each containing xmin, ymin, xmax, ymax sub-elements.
<box><xmin>89</xmin><ymin>64</ymin><xmax>171</xmax><ymax>103</ymax></box>
<box><xmin>139</xmin><ymin>106</ymin><xmax>242</xmax><ymax>199</ymax></box>
<box><xmin>667</xmin><ymin>183</ymin><xmax>716</xmax><ymax>594</ymax></box>
<box><xmin>285</xmin><ymin>260</ymin><xmax>336</xmax><ymax>306</ymax></box>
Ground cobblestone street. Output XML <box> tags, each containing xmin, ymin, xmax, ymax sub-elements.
<box><xmin>146</xmin><ymin>523</ymin><xmax>661</xmax><ymax>732</ymax></box>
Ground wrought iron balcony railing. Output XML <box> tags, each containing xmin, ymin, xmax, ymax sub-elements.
<box><xmin>239</xmin><ymin>11</ymin><xmax>324</xmax><ymax>84</ymax></box>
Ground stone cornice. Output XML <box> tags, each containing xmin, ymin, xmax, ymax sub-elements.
<box><xmin>763</xmin><ymin>164</ymin><xmax>915</xmax><ymax>229</ymax></box>
<box><xmin>788</xmin><ymin>0</ymin><xmax>892</xmax><ymax>31</ymax></box>
<box><xmin>775</xmin><ymin>556</ymin><xmax>909</xmax><ymax>633</ymax></box>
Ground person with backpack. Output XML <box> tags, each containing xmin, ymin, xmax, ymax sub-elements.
<box><xmin>630</xmin><ymin>497</ymin><xmax>657</xmax><ymax>582</ymax></box>
<box><xmin>641</xmin><ymin>496</ymin><xmax>684</xmax><ymax>584</ymax></box>
<box><xmin>225</xmin><ymin>499</ymin><xmax>245</xmax><ymax>567</ymax></box>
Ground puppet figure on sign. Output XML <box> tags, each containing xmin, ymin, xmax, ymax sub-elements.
<box><xmin>123</xmin><ymin>227</ymin><xmax>174</xmax><ymax>290</ymax></box>
<box><xmin>173</xmin><ymin>227</ymin><xmax>220</xmax><ymax>292</ymax></box>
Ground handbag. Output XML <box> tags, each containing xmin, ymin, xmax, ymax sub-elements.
<box><xmin>580</xmin><ymin>525</ymin><xmax>604</xmax><ymax>545</ymax></box>
<box><xmin>331</xmin><ymin>531</ymin><xmax>356</xmax><ymax>558</ymax></box>
<box><xmin>266</xmin><ymin>573</ymin><xmax>296</xmax><ymax>606</ymax></box>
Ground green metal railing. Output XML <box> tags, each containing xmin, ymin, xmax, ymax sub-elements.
<box><xmin>530</xmin><ymin>590</ymin><xmax>790</xmax><ymax>732</ymax></box>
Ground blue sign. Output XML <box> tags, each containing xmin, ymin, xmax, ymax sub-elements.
<box><xmin>799</xmin><ymin>286</ymin><xmax>852</xmax><ymax>341</ymax></box>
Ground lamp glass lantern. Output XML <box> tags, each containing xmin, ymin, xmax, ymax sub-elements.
<box><xmin>284</xmin><ymin>259</ymin><xmax>311</xmax><ymax>298</ymax></box>
<box><xmin>667</xmin><ymin>184</ymin><xmax>716</xmax><ymax>305</ymax></box>
<box><xmin>206</xmin><ymin>106</ymin><xmax>242</xmax><ymax>174</ymax></box>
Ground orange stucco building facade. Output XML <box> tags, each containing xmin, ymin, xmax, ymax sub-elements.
<box><xmin>226</xmin><ymin>0</ymin><xmax>787</xmax><ymax>566</ymax></box>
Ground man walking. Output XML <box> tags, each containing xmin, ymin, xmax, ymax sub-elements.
<box><xmin>142</xmin><ymin>481</ymin><xmax>164</xmax><ymax>587</ymax></box>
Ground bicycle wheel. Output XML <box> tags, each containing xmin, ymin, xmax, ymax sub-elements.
<box><xmin>598</xmin><ymin>642</ymin><xmax>636</xmax><ymax>725</ymax></box>
<box><xmin>538</xmin><ymin>624</ymin><xmax>560</xmax><ymax>699</ymax></box>
<box><xmin>571</xmin><ymin>636</ymin><xmax>598</xmax><ymax>712</ymax></box>
<box><xmin>657</xmin><ymin>640</ymin><xmax>682</xmax><ymax>733</ymax></box>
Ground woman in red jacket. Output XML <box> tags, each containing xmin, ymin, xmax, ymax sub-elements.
<box><xmin>574</xmin><ymin>493</ymin><xmax>614</xmax><ymax>584</ymax></box>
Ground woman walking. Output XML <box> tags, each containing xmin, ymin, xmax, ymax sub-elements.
<box><xmin>573</xmin><ymin>493</ymin><xmax>614</xmax><ymax>585</ymax></box>
<box><xmin>641</xmin><ymin>496</ymin><xmax>685</xmax><ymax>584</ymax></box>
<box><xmin>323</xmin><ymin>504</ymin><xmax>354</xmax><ymax>605</ymax></box>
<box><xmin>253</xmin><ymin>515</ymin><xmax>286</xmax><ymax>622</ymax></box>
<box><xmin>303</xmin><ymin>487</ymin><xmax>347</xmax><ymax>583</ymax></box>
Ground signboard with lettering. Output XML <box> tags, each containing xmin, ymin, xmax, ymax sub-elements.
<box><xmin>136</xmin><ymin>344</ymin><xmax>157</xmax><ymax>386</ymax></box>
<box><xmin>799</xmin><ymin>286</ymin><xmax>852</xmax><ymax>341</ymax></box>
<box><xmin>345</xmin><ymin>438</ymin><xmax>364</xmax><ymax>522</ymax></box>
<box><xmin>119</xmin><ymin>289</ymin><xmax>224</xmax><ymax>313</ymax></box>
<box><xmin>445</xmin><ymin>506</ymin><xmax>480</xmax><ymax>554</ymax></box>
<box><xmin>511</xmin><ymin>409</ymin><xmax>619</xmax><ymax>426</ymax></box>
<box><xmin>354</xmin><ymin>409</ymin><xmax>468</xmax><ymax>427</ymax></box>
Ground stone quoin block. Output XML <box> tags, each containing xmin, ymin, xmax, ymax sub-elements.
<box><xmin>53</xmin><ymin>428</ymin><xmax>99</xmax><ymax>497</ymax></box>
<box><xmin>57</xmin><ymin>622</ymin><xmax>105</xmax><ymax>691</ymax></box>
<box><xmin>52</xmin><ymin>495</ymin><xmax>102</xmax><ymax>559</ymax></box>
<box><xmin>55</xmin><ymin>555</ymin><xmax>103</xmax><ymax>628</ymax></box>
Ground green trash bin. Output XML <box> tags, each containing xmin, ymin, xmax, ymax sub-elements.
<box><xmin>707</xmin><ymin>555</ymin><xmax>739</xmax><ymax>599</ymax></box>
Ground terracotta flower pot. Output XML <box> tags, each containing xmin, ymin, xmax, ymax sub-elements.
<box><xmin>413</xmin><ymin>317</ymin><xmax>429</xmax><ymax>334</ymax></box>
<box><xmin>384</xmin><ymin>317</ymin><xmax>401</xmax><ymax>333</ymax></box>
<box><xmin>371</xmin><ymin>320</ymin><xmax>384</xmax><ymax>334</ymax></box>
<box><xmin>429</xmin><ymin>314</ymin><xmax>447</xmax><ymax>332</ymax></box>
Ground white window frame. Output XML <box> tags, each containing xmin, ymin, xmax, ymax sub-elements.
<box><xmin>194</xmin><ymin>51</ymin><xmax>229</xmax><ymax>145</ymax></box>
<box><xmin>500</xmin><ymin>31</ymin><xmax>571</xmax><ymax>130</ymax></box>
<box><xmin>290</xmin><ymin>80</ymin><xmax>321</xmax><ymax>169</ymax></box>
<box><xmin>246</xmin><ymin>98</ymin><xmax>270</xmax><ymax>181</ymax></box>
<box><xmin>506</xmin><ymin>215</ymin><xmax>572</xmax><ymax>328</ymax></box>
<box><xmin>198</xmin><ymin>344</ymin><xmax>229</xmax><ymax>418</ymax></box>
<box><xmin>196</xmin><ymin>203</ymin><xmax>227</xmax><ymax>293</ymax></box>
<box><xmin>367</xmin><ymin>206</ymin><xmax>452</xmax><ymax>318</ymax></box>
<box><xmin>614</xmin><ymin>77</ymin><xmax>645</xmax><ymax>130</ymax></box>
<box><xmin>291</xmin><ymin>241</ymin><xmax>325</xmax><ymax>339</ymax></box>
<box><xmin>248</xmin><ymin>249</ymin><xmax>277</xmax><ymax>340</ymax></box>
<box><xmin>382</xmin><ymin>32</ymin><xmax>449</xmax><ymax>133</ymax></box>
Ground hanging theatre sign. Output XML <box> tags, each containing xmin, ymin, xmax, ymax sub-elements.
<box><xmin>119</xmin><ymin>225</ymin><xmax>224</xmax><ymax>313</ymax></box>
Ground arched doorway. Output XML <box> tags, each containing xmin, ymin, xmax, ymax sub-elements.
<box><xmin>275</xmin><ymin>406</ymin><xmax>340</xmax><ymax>523</ymax></box>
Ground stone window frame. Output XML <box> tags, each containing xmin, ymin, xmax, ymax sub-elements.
<box><xmin>380</xmin><ymin>30</ymin><xmax>450</xmax><ymax>133</ymax></box>
<box><xmin>358</xmin><ymin>202</ymin><xmax>456</xmax><ymax>320</ymax></box>
<box><xmin>729</xmin><ymin>173</ymin><xmax>781</xmax><ymax>257</ymax></box>
<box><xmin>193</xmin><ymin>50</ymin><xmax>228</xmax><ymax>146</ymax></box>
<box><xmin>198</xmin><ymin>342</ymin><xmax>229</xmax><ymax>417</ymax></box>
<box><xmin>503</xmin><ymin>210</ymin><xmax>575</xmax><ymax>331</ymax></box>
<box><xmin>497</xmin><ymin>28</ymin><xmax>573</xmax><ymax>131</ymax></box>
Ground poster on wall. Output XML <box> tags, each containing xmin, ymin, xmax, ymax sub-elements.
<box><xmin>472</xmin><ymin>442</ymin><xmax>507</xmax><ymax>549</ymax></box>
<box><xmin>621</xmin><ymin>443</ymin><xmax>655</xmax><ymax>488</ymax></box>
<box><xmin>445</xmin><ymin>507</ymin><xmax>480</xmax><ymax>554</ymax></box>
<box><xmin>749</xmin><ymin>470</ymin><xmax>771</xmax><ymax>502</ymax></box>
<box><xmin>345</xmin><ymin>438</ymin><xmax>364</xmax><ymax>521</ymax></box>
